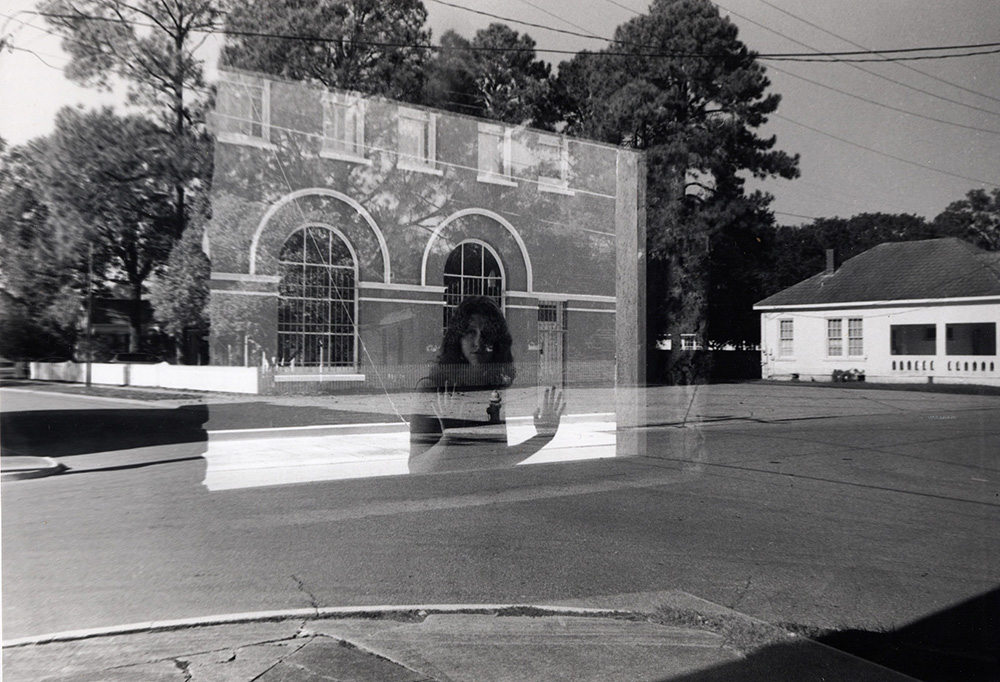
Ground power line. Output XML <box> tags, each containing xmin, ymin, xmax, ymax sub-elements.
<box><xmin>774</xmin><ymin>210</ymin><xmax>819</xmax><ymax>221</ymax></box>
<box><xmin>427</xmin><ymin>0</ymin><xmax>604</xmax><ymax>45</ymax></box>
<box><xmin>755</xmin><ymin>0</ymin><xmax>1000</xmax><ymax>106</ymax></box>
<box><xmin>713</xmin><ymin>1</ymin><xmax>1000</xmax><ymax>118</ymax></box>
<box><xmin>766</xmin><ymin>62</ymin><xmax>1000</xmax><ymax>136</ymax></box>
<box><xmin>7</xmin><ymin>44</ymin><xmax>65</xmax><ymax>70</ymax></box>
<box><xmin>773</xmin><ymin>112</ymin><xmax>999</xmax><ymax>188</ymax></box>
<box><xmin>31</xmin><ymin>9</ymin><xmax>1000</xmax><ymax>63</ymax></box>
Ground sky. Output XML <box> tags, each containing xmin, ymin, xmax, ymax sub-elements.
<box><xmin>1</xmin><ymin>0</ymin><xmax>998</xmax><ymax>226</ymax></box>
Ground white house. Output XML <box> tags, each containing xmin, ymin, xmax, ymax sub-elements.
<box><xmin>754</xmin><ymin>238</ymin><xmax>1000</xmax><ymax>386</ymax></box>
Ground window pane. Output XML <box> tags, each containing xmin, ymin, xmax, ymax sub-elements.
<box><xmin>399</xmin><ymin>116</ymin><xmax>426</xmax><ymax>161</ymax></box>
<box><xmin>463</xmin><ymin>243</ymin><xmax>483</xmax><ymax>276</ymax></box>
<box><xmin>442</xmin><ymin>243</ymin><xmax>504</xmax><ymax>327</ymax></box>
<box><xmin>890</xmin><ymin>325</ymin><xmax>936</xmax><ymax>355</ymax></box>
<box><xmin>278</xmin><ymin>227</ymin><xmax>356</xmax><ymax>367</ymax></box>
<box><xmin>827</xmin><ymin>319</ymin><xmax>843</xmax><ymax>356</ymax></box>
<box><xmin>848</xmin><ymin>318</ymin><xmax>863</xmax><ymax>356</ymax></box>
<box><xmin>537</xmin><ymin>136</ymin><xmax>563</xmax><ymax>182</ymax></box>
<box><xmin>220</xmin><ymin>80</ymin><xmax>263</xmax><ymax>137</ymax></box>
<box><xmin>779</xmin><ymin>319</ymin><xmax>793</xmax><ymax>357</ymax></box>
<box><xmin>946</xmin><ymin>323</ymin><xmax>996</xmax><ymax>356</ymax></box>
<box><xmin>323</xmin><ymin>98</ymin><xmax>362</xmax><ymax>156</ymax></box>
<box><xmin>478</xmin><ymin>130</ymin><xmax>503</xmax><ymax>175</ymax></box>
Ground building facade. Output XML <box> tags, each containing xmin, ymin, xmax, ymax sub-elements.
<box><xmin>206</xmin><ymin>70</ymin><xmax>640</xmax><ymax>390</ymax></box>
<box><xmin>755</xmin><ymin>239</ymin><xmax>1000</xmax><ymax>386</ymax></box>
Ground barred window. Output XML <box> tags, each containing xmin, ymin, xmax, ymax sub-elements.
<box><xmin>848</xmin><ymin>318</ymin><xmax>864</xmax><ymax>356</ymax></box>
<box><xmin>538</xmin><ymin>302</ymin><xmax>559</xmax><ymax>323</ymax></box>
<box><xmin>278</xmin><ymin>226</ymin><xmax>356</xmax><ymax>367</ymax></box>
<box><xmin>443</xmin><ymin>242</ymin><xmax>503</xmax><ymax>327</ymax></box>
<box><xmin>828</xmin><ymin>319</ymin><xmax>843</xmax><ymax>356</ymax></box>
<box><xmin>779</xmin><ymin>319</ymin><xmax>794</xmax><ymax>357</ymax></box>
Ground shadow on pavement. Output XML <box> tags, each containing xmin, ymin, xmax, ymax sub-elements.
<box><xmin>815</xmin><ymin>587</ymin><xmax>1000</xmax><ymax>682</ymax></box>
<box><xmin>0</xmin><ymin>405</ymin><xmax>209</xmax><ymax>460</ymax></box>
<box><xmin>662</xmin><ymin>588</ymin><xmax>999</xmax><ymax>682</ymax></box>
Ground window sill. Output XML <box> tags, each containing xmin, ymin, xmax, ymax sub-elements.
<box><xmin>538</xmin><ymin>181</ymin><xmax>575</xmax><ymax>196</ymax></box>
<box><xmin>320</xmin><ymin>150</ymin><xmax>372</xmax><ymax>165</ymax></box>
<box><xmin>477</xmin><ymin>173</ymin><xmax>518</xmax><ymax>187</ymax></box>
<box><xmin>218</xmin><ymin>134</ymin><xmax>277</xmax><ymax>151</ymax></box>
<box><xmin>398</xmin><ymin>161</ymin><xmax>444</xmax><ymax>176</ymax></box>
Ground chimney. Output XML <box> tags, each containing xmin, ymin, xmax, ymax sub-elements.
<box><xmin>825</xmin><ymin>249</ymin><xmax>836</xmax><ymax>274</ymax></box>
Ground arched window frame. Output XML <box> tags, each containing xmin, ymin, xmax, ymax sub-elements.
<box><xmin>277</xmin><ymin>224</ymin><xmax>359</xmax><ymax>369</ymax></box>
<box><xmin>442</xmin><ymin>239</ymin><xmax>505</xmax><ymax>327</ymax></box>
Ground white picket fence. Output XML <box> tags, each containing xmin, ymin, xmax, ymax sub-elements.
<box><xmin>30</xmin><ymin>362</ymin><xmax>261</xmax><ymax>394</ymax></box>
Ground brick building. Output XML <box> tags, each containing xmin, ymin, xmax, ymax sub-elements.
<box><xmin>206</xmin><ymin>70</ymin><xmax>642</xmax><ymax>391</ymax></box>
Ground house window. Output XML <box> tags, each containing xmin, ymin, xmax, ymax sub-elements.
<box><xmin>827</xmin><ymin>319</ymin><xmax>843</xmax><ymax>356</ymax></box>
<box><xmin>828</xmin><ymin>317</ymin><xmax>863</xmax><ymax>356</ymax></box>
<box><xmin>322</xmin><ymin>93</ymin><xmax>365</xmax><ymax>160</ymax></box>
<box><xmin>477</xmin><ymin>123</ymin><xmax>515</xmax><ymax>185</ymax></box>
<box><xmin>680</xmin><ymin>334</ymin><xmax>699</xmax><ymax>351</ymax></box>
<box><xmin>443</xmin><ymin>241</ymin><xmax>503</xmax><ymax>328</ymax></box>
<box><xmin>537</xmin><ymin>133</ymin><xmax>570</xmax><ymax>191</ymax></box>
<box><xmin>946</xmin><ymin>323</ymin><xmax>997</xmax><ymax>356</ymax></box>
<box><xmin>779</xmin><ymin>319</ymin><xmax>793</xmax><ymax>357</ymax></box>
<box><xmin>890</xmin><ymin>324</ymin><xmax>936</xmax><ymax>355</ymax></box>
<box><xmin>278</xmin><ymin>226</ymin><xmax>356</xmax><ymax>368</ymax></box>
<box><xmin>217</xmin><ymin>75</ymin><xmax>270</xmax><ymax>146</ymax></box>
<box><xmin>397</xmin><ymin>106</ymin><xmax>438</xmax><ymax>172</ymax></box>
<box><xmin>848</xmin><ymin>318</ymin><xmax>863</xmax><ymax>356</ymax></box>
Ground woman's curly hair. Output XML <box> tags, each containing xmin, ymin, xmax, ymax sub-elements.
<box><xmin>431</xmin><ymin>296</ymin><xmax>516</xmax><ymax>388</ymax></box>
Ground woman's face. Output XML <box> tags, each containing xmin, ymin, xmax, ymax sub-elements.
<box><xmin>460</xmin><ymin>314</ymin><xmax>495</xmax><ymax>365</ymax></box>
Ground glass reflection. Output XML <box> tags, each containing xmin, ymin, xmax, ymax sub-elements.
<box><xmin>410</xmin><ymin>296</ymin><xmax>564</xmax><ymax>473</ymax></box>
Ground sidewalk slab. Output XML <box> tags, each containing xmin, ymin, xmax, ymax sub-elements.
<box><xmin>308</xmin><ymin>614</ymin><xmax>740</xmax><ymax>682</ymax></box>
<box><xmin>1</xmin><ymin>598</ymin><xmax>921</xmax><ymax>682</ymax></box>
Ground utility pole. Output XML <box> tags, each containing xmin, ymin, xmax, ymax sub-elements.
<box><xmin>86</xmin><ymin>243</ymin><xmax>94</xmax><ymax>387</ymax></box>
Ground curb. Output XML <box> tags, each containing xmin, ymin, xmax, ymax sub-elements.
<box><xmin>0</xmin><ymin>457</ymin><xmax>68</xmax><ymax>482</ymax></box>
<box><xmin>1</xmin><ymin>604</ymin><xmax>637</xmax><ymax>649</ymax></box>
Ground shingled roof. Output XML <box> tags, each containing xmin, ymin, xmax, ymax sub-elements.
<box><xmin>755</xmin><ymin>238</ymin><xmax>1000</xmax><ymax>308</ymax></box>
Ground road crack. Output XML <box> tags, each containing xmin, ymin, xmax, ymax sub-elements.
<box><xmin>292</xmin><ymin>574</ymin><xmax>320</xmax><ymax>613</ymax></box>
<box><xmin>173</xmin><ymin>658</ymin><xmax>193</xmax><ymax>681</ymax></box>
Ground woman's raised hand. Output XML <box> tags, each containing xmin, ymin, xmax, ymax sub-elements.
<box><xmin>533</xmin><ymin>386</ymin><xmax>565</xmax><ymax>437</ymax></box>
<box><xmin>433</xmin><ymin>380</ymin><xmax>460</xmax><ymax>423</ymax></box>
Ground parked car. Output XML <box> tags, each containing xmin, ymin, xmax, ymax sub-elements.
<box><xmin>110</xmin><ymin>353</ymin><xmax>166</xmax><ymax>364</ymax></box>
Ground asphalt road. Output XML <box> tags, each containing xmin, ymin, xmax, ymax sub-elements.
<box><xmin>2</xmin><ymin>383</ymin><xmax>998</xmax><ymax>663</ymax></box>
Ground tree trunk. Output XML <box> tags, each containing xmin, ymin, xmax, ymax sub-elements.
<box><xmin>129</xmin><ymin>284</ymin><xmax>143</xmax><ymax>352</ymax></box>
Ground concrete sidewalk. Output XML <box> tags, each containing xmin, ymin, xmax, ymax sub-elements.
<box><xmin>2</xmin><ymin>592</ymin><xmax>917</xmax><ymax>682</ymax></box>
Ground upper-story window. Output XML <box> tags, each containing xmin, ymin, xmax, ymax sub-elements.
<box><xmin>477</xmin><ymin>123</ymin><xmax>516</xmax><ymax>186</ymax></box>
<box><xmin>322</xmin><ymin>93</ymin><xmax>366</xmax><ymax>161</ymax></box>
<box><xmin>397</xmin><ymin>107</ymin><xmax>440</xmax><ymax>174</ymax></box>
<box><xmin>537</xmin><ymin>133</ymin><xmax>571</xmax><ymax>193</ymax></box>
<box><xmin>217</xmin><ymin>75</ymin><xmax>272</xmax><ymax>148</ymax></box>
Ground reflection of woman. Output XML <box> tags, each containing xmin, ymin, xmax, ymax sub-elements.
<box><xmin>409</xmin><ymin>296</ymin><xmax>564</xmax><ymax>473</ymax></box>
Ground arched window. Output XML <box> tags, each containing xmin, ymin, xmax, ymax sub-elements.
<box><xmin>443</xmin><ymin>241</ymin><xmax>503</xmax><ymax>326</ymax></box>
<box><xmin>278</xmin><ymin>226</ymin><xmax>356</xmax><ymax>367</ymax></box>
